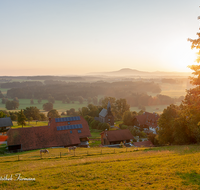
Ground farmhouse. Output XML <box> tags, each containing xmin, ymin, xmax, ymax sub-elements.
<box><xmin>100</xmin><ymin>129</ymin><xmax>134</xmax><ymax>145</ymax></box>
<box><xmin>95</xmin><ymin>101</ymin><xmax>114</xmax><ymax>126</ymax></box>
<box><xmin>7</xmin><ymin>116</ymin><xmax>91</xmax><ymax>151</ymax></box>
<box><xmin>133</xmin><ymin>112</ymin><xmax>159</xmax><ymax>134</ymax></box>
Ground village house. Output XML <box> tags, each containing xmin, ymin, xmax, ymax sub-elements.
<box><xmin>7</xmin><ymin>116</ymin><xmax>91</xmax><ymax>151</ymax></box>
<box><xmin>95</xmin><ymin>101</ymin><xmax>114</xmax><ymax>127</ymax></box>
<box><xmin>133</xmin><ymin>112</ymin><xmax>159</xmax><ymax>134</ymax></box>
<box><xmin>100</xmin><ymin>129</ymin><xmax>134</xmax><ymax>145</ymax></box>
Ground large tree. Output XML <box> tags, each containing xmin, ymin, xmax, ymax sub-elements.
<box><xmin>17</xmin><ymin>110</ymin><xmax>27</xmax><ymax>128</ymax></box>
<box><xmin>43</xmin><ymin>102</ymin><xmax>53</xmax><ymax>111</ymax></box>
<box><xmin>157</xmin><ymin>14</ymin><xmax>200</xmax><ymax>145</ymax></box>
<box><xmin>47</xmin><ymin>109</ymin><xmax>61</xmax><ymax>118</ymax></box>
<box><xmin>5</xmin><ymin>100</ymin><xmax>19</xmax><ymax>110</ymax></box>
<box><xmin>24</xmin><ymin>106</ymin><xmax>41</xmax><ymax>120</ymax></box>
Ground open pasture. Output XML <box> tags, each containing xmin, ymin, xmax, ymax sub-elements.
<box><xmin>130</xmin><ymin>104</ymin><xmax>170</xmax><ymax>114</ymax></box>
<box><xmin>0</xmin><ymin>98</ymin><xmax>88</xmax><ymax>113</ymax></box>
<box><xmin>1</xmin><ymin>145</ymin><xmax>200</xmax><ymax>189</ymax></box>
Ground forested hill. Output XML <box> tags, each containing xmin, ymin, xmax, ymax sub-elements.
<box><xmin>6</xmin><ymin>81</ymin><xmax>161</xmax><ymax>101</ymax></box>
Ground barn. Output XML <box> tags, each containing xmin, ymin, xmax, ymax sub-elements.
<box><xmin>7</xmin><ymin>116</ymin><xmax>91</xmax><ymax>151</ymax></box>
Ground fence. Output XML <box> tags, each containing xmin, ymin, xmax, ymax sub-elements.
<box><xmin>0</xmin><ymin>146</ymin><xmax>150</xmax><ymax>162</ymax></box>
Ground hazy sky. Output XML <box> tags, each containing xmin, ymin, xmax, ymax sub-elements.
<box><xmin>0</xmin><ymin>0</ymin><xmax>200</xmax><ymax>76</ymax></box>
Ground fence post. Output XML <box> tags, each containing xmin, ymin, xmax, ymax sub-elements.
<box><xmin>60</xmin><ymin>152</ymin><xmax>61</xmax><ymax>158</ymax></box>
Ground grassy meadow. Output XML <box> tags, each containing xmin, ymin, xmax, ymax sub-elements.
<box><xmin>0</xmin><ymin>98</ymin><xmax>88</xmax><ymax>113</ymax></box>
<box><xmin>1</xmin><ymin>145</ymin><xmax>200</xmax><ymax>189</ymax></box>
<box><xmin>0</xmin><ymin>97</ymin><xmax>175</xmax><ymax>115</ymax></box>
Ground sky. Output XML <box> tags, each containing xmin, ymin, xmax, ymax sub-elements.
<box><xmin>0</xmin><ymin>0</ymin><xmax>200</xmax><ymax>76</ymax></box>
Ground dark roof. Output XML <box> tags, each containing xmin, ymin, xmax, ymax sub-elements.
<box><xmin>0</xmin><ymin>117</ymin><xmax>13</xmax><ymax>128</ymax></box>
<box><xmin>133</xmin><ymin>140</ymin><xmax>154</xmax><ymax>147</ymax></box>
<box><xmin>7</xmin><ymin>116</ymin><xmax>91</xmax><ymax>150</ymax></box>
<box><xmin>102</xmin><ymin>129</ymin><xmax>134</xmax><ymax>142</ymax></box>
<box><xmin>135</xmin><ymin>112</ymin><xmax>159</xmax><ymax>128</ymax></box>
<box><xmin>99</xmin><ymin>108</ymin><xmax>107</xmax><ymax>117</ymax></box>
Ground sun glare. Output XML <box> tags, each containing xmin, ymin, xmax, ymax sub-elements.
<box><xmin>163</xmin><ymin>40</ymin><xmax>196</xmax><ymax>72</ymax></box>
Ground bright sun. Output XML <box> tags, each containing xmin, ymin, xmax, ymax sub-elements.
<box><xmin>163</xmin><ymin>40</ymin><xmax>197</xmax><ymax>72</ymax></box>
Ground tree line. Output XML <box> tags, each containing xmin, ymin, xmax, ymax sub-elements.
<box><xmin>5</xmin><ymin>81</ymin><xmax>161</xmax><ymax>101</ymax></box>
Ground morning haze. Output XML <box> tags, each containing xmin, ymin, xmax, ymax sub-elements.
<box><xmin>0</xmin><ymin>0</ymin><xmax>199</xmax><ymax>75</ymax></box>
<box><xmin>1</xmin><ymin>1</ymin><xmax>200</xmax><ymax>190</ymax></box>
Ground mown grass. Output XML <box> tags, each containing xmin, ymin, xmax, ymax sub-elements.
<box><xmin>1</xmin><ymin>145</ymin><xmax>200</xmax><ymax>189</ymax></box>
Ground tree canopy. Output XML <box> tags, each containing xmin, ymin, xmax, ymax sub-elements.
<box><xmin>17</xmin><ymin>110</ymin><xmax>27</xmax><ymax>128</ymax></box>
<box><xmin>47</xmin><ymin>109</ymin><xmax>61</xmax><ymax>118</ymax></box>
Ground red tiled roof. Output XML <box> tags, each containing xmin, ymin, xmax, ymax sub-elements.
<box><xmin>7</xmin><ymin>116</ymin><xmax>91</xmax><ymax>150</ymax></box>
<box><xmin>102</xmin><ymin>129</ymin><xmax>134</xmax><ymax>142</ymax></box>
<box><xmin>0</xmin><ymin>135</ymin><xmax>8</xmax><ymax>144</ymax></box>
<box><xmin>133</xmin><ymin>140</ymin><xmax>154</xmax><ymax>147</ymax></box>
<box><xmin>135</xmin><ymin>112</ymin><xmax>159</xmax><ymax>128</ymax></box>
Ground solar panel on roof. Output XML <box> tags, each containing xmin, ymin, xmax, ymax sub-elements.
<box><xmin>56</xmin><ymin>124</ymin><xmax>83</xmax><ymax>131</ymax></box>
<box><xmin>55</xmin><ymin>116</ymin><xmax>81</xmax><ymax>122</ymax></box>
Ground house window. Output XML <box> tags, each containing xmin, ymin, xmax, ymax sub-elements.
<box><xmin>70</xmin><ymin>131</ymin><xmax>72</xmax><ymax>134</ymax></box>
<box><xmin>68</xmin><ymin>122</ymin><xmax>70</xmax><ymax>125</ymax></box>
<box><xmin>78</xmin><ymin>130</ymin><xmax>81</xmax><ymax>133</ymax></box>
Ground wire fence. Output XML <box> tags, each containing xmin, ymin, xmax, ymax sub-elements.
<box><xmin>0</xmin><ymin>146</ymin><xmax>150</xmax><ymax>162</ymax></box>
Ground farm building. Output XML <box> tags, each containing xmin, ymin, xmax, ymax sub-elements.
<box><xmin>95</xmin><ymin>101</ymin><xmax>114</xmax><ymax>126</ymax></box>
<box><xmin>100</xmin><ymin>129</ymin><xmax>134</xmax><ymax>145</ymax></box>
<box><xmin>133</xmin><ymin>112</ymin><xmax>159</xmax><ymax>134</ymax></box>
<box><xmin>7</xmin><ymin>116</ymin><xmax>91</xmax><ymax>151</ymax></box>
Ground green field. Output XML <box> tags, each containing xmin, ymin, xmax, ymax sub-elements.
<box><xmin>0</xmin><ymin>98</ymin><xmax>179</xmax><ymax>115</ymax></box>
<box><xmin>0</xmin><ymin>99</ymin><xmax>88</xmax><ymax>113</ymax></box>
<box><xmin>1</xmin><ymin>145</ymin><xmax>200</xmax><ymax>189</ymax></box>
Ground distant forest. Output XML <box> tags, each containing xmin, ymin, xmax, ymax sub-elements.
<box><xmin>1</xmin><ymin>80</ymin><xmax>182</xmax><ymax>107</ymax></box>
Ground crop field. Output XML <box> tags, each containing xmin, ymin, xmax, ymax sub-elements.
<box><xmin>1</xmin><ymin>145</ymin><xmax>200</xmax><ymax>189</ymax></box>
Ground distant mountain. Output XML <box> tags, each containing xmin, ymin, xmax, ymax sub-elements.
<box><xmin>88</xmin><ymin>68</ymin><xmax>191</xmax><ymax>77</ymax></box>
